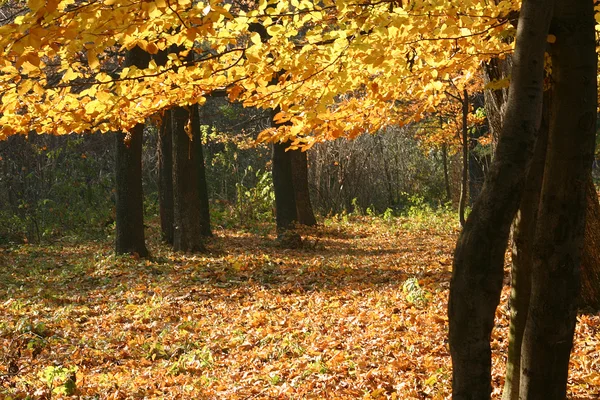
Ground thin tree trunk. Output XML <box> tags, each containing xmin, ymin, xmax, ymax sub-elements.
<box><xmin>158</xmin><ymin>111</ymin><xmax>174</xmax><ymax>244</ymax></box>
<box><xmin>501</xmin><ymin>92</ymin><xmax>550</xmax><ymax>400</ymax></box>
<box><xmin>291</xmin><ymin>149</ymin><xmax>317</xmax><ymax>226</ymax></box>
<box><xmin>191</xmin><ymin>104</ymin><xmax>212</xmax><ymax>237</ymax></box>
<box><xmin>442</xmin><ymin>142</ymin><xmax>451</xmax><ymax>202</ymax></box>
<box><xmin>115</xmin><ymin>46</ymin><xmax>149</xmax><ymax>257</ymax></box>
<box><xmin>448</xmin><ymin>1</ymin><xmax>553</xmax><ymax>397</ymax></box>
<box><xmin>520</xmin><ymin>0</ymin><xmax>597</xmax><ymax>396</ymax></box>
<box><xmin>458</xmin><ymin>90</ymin><xmax>469</xmax><ymax>227</ymax></box>
<box><xmin>172</xmin><ymin>106</ymin><xmax>205</xmax><ymax>253</ymax></box>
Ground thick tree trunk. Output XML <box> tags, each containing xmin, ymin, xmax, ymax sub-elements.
<box><xmin>115</xmin><ymin>127</ymin><xmax>148</xmax><ymax>257</ymax></box>
<box><xmin>115</xmin><ymin>46</ymin><xmax>149</xmax><ymax>257</ymax></box>
<box><xmin>501</xmin><ymin>93</ymin><xmax>550</xmax><ymax>400</ymax></box>
<box><xmin>191</xmin><ymin>104</ymin><xmax>212</xmax><ymax>237</ymax></box>
<box><xmin>158</xmin><ymin>111</ymin><xmax>174</xmax><ymax>244</ymax></box>
<box><xmin>171</xmin><ymin>106</ymin><xmax>205</xmax><ymax>253</ymax></box>
<box><xmin>519</xmin><ymin>1</ymin><xmax>597</xmax><ymax>397</ymax></box>
<box><xmin>581</xmin><ymin>179</ymin><xmax>600</xmax><ymax>309</ymax></box>
<box><xmin>290</xmin><ymin>149</ymin><xmax>317</xmax><ymax>226</ymax></box>
<box><xmin>448</xmin><ymin>1</ymin><xmax>553</xmax><ymax>397</ymax></box>
<box><xmin>272</xmin><ymin>141</ymin><xmax>298</xmax><ymax>236</ymax></box>
<box><xmin>458</xmin><ymin>90</ymin><xmax>469</xmax><ymax>227</ymax></box>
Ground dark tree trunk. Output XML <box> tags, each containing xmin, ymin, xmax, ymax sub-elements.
<box><xmin>191</xmin><ymin>104</ymin><xmax>212</xmax><ymax>237</ymax></box>
<box><xmin>458</xmin><ymin>89</ymin><xmax>469</xmax><ymax>227</ymax></box>
<box><xmin>580</xmin><ymin>179</ymin><xmax>600</xmax><ymax>310</ymax></box>
<box><xmin>115</xmin><ymin>46</ymin><xmax>150</xmax><ymax>257</ymax></box>
<box><xmin>290</xmin><ymin>149</ymin><xmax>316</xmax><ymax>226</ymax></box>
<box><xmin>272</xmin><ymin>140</ymin><xmax>298</xmax><ymax>235</ymax></box>
<box><xmin>158</xmin><ymin>111</ymin><xmax>174</xmax><ymax>244</ymax></box>
<box><xmin>115</xmin><ymin>127</ymin><xmax>148</xmax><ymax>257</ymax></box>
<box><xmin>520</xmin><ymin>1</ymin><xmax>597</xmax><ymax>397</ymax></box>
<box><xmin>448</xmin><ymin>1</ymin><xmax>553</xmax><ymax>397</ymax></box>
<box><xmin>501</xmin><ymin>92</ymin><xmax>550</xmax><ymax>400</ymax></box>
<box><xmin>171</xmin><ymin>106</ymin><xmax>205</xmax><ymax>253</ymax></box>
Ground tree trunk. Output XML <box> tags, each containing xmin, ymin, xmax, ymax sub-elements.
<box><xmin>458</xmin><ymin>90</ymin><xmax>469</xmax><ymax>227</ymax></box>
<box><xmin>158</xmin><ymin>111</ymin><xmax>174</xmax><ymax>244</ymax></box>
<box><xmin>448</xmin><ymin>1</ymin><xmax>553</xmax><ymax>397</ymax></box>
<box><xmin>115</xmin><ymin>46</ymin><xmax>149</xmax><ymax>257</ymax></box>
<box><xmin>501</xmin><ymin>92</ymin><xmax>550</xmax><ymax>400</ymax></box>
<box><xmin>171</xmin><ymin>106</ymin><xmax>205</xmax><ymax>252</ymax></box>
<box><xmin>442</xmin><ymin>141</ymin><xmax>451</xmax><ymax>202</ymax></box>
<box><xmin>580</xmin><ymin>179</ymin><xmax>600</xmax><ymax>310</ymax></box>
<box><xmin>519</xmin><ymin>1</ymin><xmax>597</xmax><ymax>396</ymax></box>
<box><xmin>191</xmin><ymin>104</ymin><xmax>213</xmax><ymax>237</ymax></box>
<box><xmin>291</xmin><ymin>149</ymin><xmax>317</xmax><ymax>226</ymax></box>
<box><xmin>272</xmin><ymin>140</ymin><xmax>299</xmax><ymax>237</ymax></box>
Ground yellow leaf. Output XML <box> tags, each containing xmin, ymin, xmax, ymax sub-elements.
<box><xmin>28</xmin><ymin>0</ymin><xmax>45</xmax><ymax>11</ymax></box>
<box><xmin>62</xmin><ymin>68</ymin><xmax>78</xmax><ymax>81</ymax></box>
<box><xmin>145</xmin><ymin>42</ymin><xmax>159</xmax><ymax>54</ymax></box>
<box><xmin>88</xmin><ymin>51</ymin><xmax>99</xmax><ymax>69</ymax></box>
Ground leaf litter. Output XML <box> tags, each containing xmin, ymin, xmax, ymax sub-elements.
<box><xmin>0</xmin><ymin>216</ymin><xmax>599</xmax><ymax>399</ymax></box>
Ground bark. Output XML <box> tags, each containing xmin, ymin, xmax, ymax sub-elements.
<box><xmin>448</xmin><ymin>1</ymin><xmax>553</xmax><ymax>397</ymax></box>
<box><xmin>158</xmin><ymin>111</ymin><xmax>174</xmax><ymax>244</ymax></box>
<box><xmin>458</xmin><ymin>90</ymin><xmax>469</xmax><ymax>227</ymax></box>
<box><xmin>581</xmin><ymin>179</ymin><xmax>600</xmax><ymax>309</ymax></box>
<box><xmin>114</xmin><ymin>46</ymin><xmax>149</xmax><ymax>257</ymax></box>
<box><xmin>501</xmin><ymin>92</ymin><xmax>550</xmax><ymax>400</ymax></box>
<box><xmin>520</xmin><ymin>1</ymin><xmax>597</xmax><ymax>396</ymax></box>
<box><xmin>171</xmin><ymin>106</ymin><xmax>205</xmax><ymax>253</ymax></box>
<box><xmin>290</xmin><ymin>149</ymin><xmax>317</xmax><ymax>226</ymax></box>
<box><xmin>191</xmin><ymin>104</ymin><xmax>213</xmax><ymax>237</ymax></box>
<box><xmin>272</xmin><ymin>140</ymin><xmax>298</xmax><ymax>235</ymax></box>
<box><xmin>115</xmin><ymin>127</ymin><xmax>148</xmax><ymax>257</ymax></box>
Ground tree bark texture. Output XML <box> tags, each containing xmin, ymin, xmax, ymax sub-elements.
<box><xmin>272</xmin><ymin>140</ymin><xmax>298</xmax><ymax>235</ymax></box>
<box><xmin>519</xmin><ymin>1</ymin><xmax>597</xmax><ymax>397</ymax></box>
<box><xmin>191</xmin><ymin>104</ymin><xmax>213</xmax><ymax>237</ymax></box>
<box><xmin>580</xmin><ymin>179</ymin><xmax>600</xmax><ymax>310</ymax></box>
<box><xmin>158</xmin><ymin>111</ymin><xmax>174</xmax><ymax>244</ymax></box>
<box><xmin>115</xmin><ymin>46</ymin><xmax>150</xmax><ymax>257</ymax></box>
<box><xmin>171</xmin><ymin>106</ymin><xmax>205</xmax><ymax>253</ymax></box>
<box><xmin>115</xmin><ymin>127</ymin><xmax>148</xmax><ymax>257</ymax></box>
<box><xmin>291</xmin><ymin>149</ymin><xmax>317</xmax><ymax>226</ymax></box>
<box><xmin>448</xmin><ymin>1</ymin><xmax>553</xmax><ymax>397</ymax></box>
<box><xmin>501</xmin><ymin>92</ymin><xmax>550</xmax><ymax>400</ymax></box>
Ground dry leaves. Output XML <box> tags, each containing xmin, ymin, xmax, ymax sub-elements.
<box><xmin>0</xmin><ymin>216</ymin><xmax>598</xmax><ymax>399</ymax></box>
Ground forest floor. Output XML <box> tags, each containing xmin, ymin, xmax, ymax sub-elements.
<box><xmin>1</xmin><ymin>212</ymin><xmax>599</xmax><ymax>399</ymax></box>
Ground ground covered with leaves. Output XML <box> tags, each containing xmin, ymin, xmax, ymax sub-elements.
<box><xmin>1</xmin><ymin>214</ymin><xmax>599</xmax><ymax>399</ymax></box>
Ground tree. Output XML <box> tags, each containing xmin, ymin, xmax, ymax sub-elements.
<box><xmin>519</xmin><ymin>0</ymin><xmax>596</xmax><ymax>395</ymax></box>
<box><xmin>157</xmin><ymin>111</ymin><xmax>174</xmax><ymax>244</ymax></box>
<box><xmin>171</xmin><ymin>105</ymin><xmax>206</xmax><ymax>253</ymax></box>
<box><xmin>448</xmin><ymin>0</ymin><xmax>554</xmax><ymax>396</ymax></box>
<box><xmin>114</xmin><ymin>46</ymin><xmax>149</xmax><ymax>257</ymax></box>
<box><xmin>191</xmin><ymin>104</ymin><xmax>213</xmax><ymax>237</ymax></box>
<box><xmin>291</xmin><ymin>149</ymin><xmax>317</xmax><ymax>226</ymax></box>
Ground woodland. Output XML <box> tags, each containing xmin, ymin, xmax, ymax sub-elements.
<box><xmin>1</xmin><ymin>0</ymin><xmax>600</xmax><ymax>398</ymax></box>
